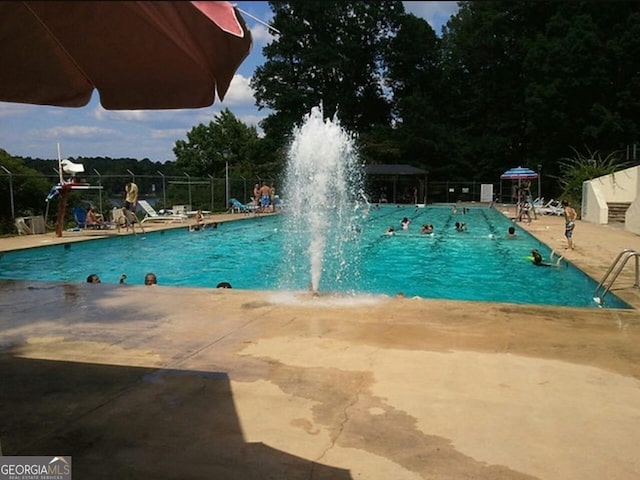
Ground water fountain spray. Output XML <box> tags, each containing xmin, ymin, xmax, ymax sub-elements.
<box><xmin>281</xmin><ymin>105</ymin><xmax>364</xmax><ymax>294</ymax></box>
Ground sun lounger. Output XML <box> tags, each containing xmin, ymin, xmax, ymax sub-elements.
<box><xmin>535</xmin><ymin>199</ymin><xmax>564</xmax><ymax>216</ymax></box>
<box><xmin>138</xmin><ymin>199</ymin><xmax>186</xmax><ymax>224</ymax></box>
<box><xmin>73</xmin><ymin>206</ymin><xmax>88</xmax><ymax>228</ymax></box>
<box><xmin>228</xmin><ymin>198</ymin><xmax>254</xmax><ymax>214</ymax></box>
<box><xmin>15</xmin><ymin>217</ymin><xmax>32</xmax><ymax>235</ymax></box>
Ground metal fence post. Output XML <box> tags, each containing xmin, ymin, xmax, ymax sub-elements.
<box><xmin>0</xmin><ymin>165</ymin><xmax>15</xmax><ymax>218</ymax></box>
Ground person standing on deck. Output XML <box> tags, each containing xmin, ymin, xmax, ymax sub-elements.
<box><xmin>259</xmin><ymin>181</ymin><xmax>271</xmax><ymax>213</ymax></box>
<box><xmin>124</xmin><ymin>181</ymin><xmax>138</xmax><ymax>212</ymax></box>
<box><xmin>562</xmin><ymin>200</ymin><xmax>577</xmax><ymax>250</ymax></box>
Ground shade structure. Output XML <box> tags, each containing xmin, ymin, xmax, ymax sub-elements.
<box><xmin>500</xmin><ymin>166</ymin><xmax>538</xmax><ymax>180</ymax></box>
<box><xmin>365</xmin><ymin>164</ymin><xmax>429</xmax><ymax>204</ymax></box>
<box><xmin>500</xmin><ymin>166</ymin><xmax>539</xmax><ymax>220</ymax></box>
<box><xmin>0</xmin><ymin>1</ymin><xmax>252</xmax><ymax>110</ymax></box>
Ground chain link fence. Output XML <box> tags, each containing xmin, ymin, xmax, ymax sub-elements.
<box><xmin>0</xmin><ymin>172</ymin><xmax>279</xmax><ymax>234</ymax></box>
<box><xmin>1</xmin><ymin>171</ymin><xmax>522</xmax><ymax>234</ymax></box>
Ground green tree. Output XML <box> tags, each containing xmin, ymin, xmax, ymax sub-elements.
<box><xmin>252</xmin><ymin>0</ymin><xmax>404</xmax><ymax>148</ymax></box>
<box><xmin>438</xmin><ymin>1</ymin><xmax>546</xmax><ymax>181</ymax></box>
<box><xmin>554</xmin><ymin>146</ymin><xmax>632</xmax><ymax>211</ymax></box>
<box><xmin>0</xmin><ymin>149</ymin><xmax>51</xmax><ymax>234</ymax></box>
<box><xmin>383</xmin><ymin>12</ymin><xmax>447</xmax><ymax>173</ymax></box>
<box><xmin>521</xmin><ymin>2</ymin><xmax>640</xmax><ymax>177</ymax></box>
<box><xmin>435</xmin><ymin>1</ymin><xmax>640</xmax><ymax>188</ymax></box>
<box><xmin>173</xmin><ymin>109</ymin><xmax>263</xmax><ymax>178</ymax></box>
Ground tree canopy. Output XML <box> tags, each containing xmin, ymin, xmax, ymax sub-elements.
<box><xmin>250</xmin><ymin>0</ymin><xmax>639</xmax><ymax>183</ymax></box>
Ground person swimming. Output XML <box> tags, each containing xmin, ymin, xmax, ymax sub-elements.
<box><xmin>532</xmin><ymin>248</ymin><xmax>562</xmax><ymax>267</ymax></box>
<box><xmin>529</xmin><ymin>249</ymin><xmax>564</xmax><ymax>268</ymax></box>
<box><xmin>401</xmin><ymin>217</ymin><xmax>411</xmax><ymax>230</ymax></box>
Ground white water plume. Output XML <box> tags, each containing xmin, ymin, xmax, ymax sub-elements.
<box><xmin>280</xmin><ymin>105</ymin><xmax>364</xmax><ymax>293</ymax></box>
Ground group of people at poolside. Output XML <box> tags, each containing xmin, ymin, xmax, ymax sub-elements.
<box><xmin>82</xmin><ymin>180</ymin><xmax>223</xmax><ymax>235</ymax></box>
<box><xmin>117</xmin><ymin>181</ymin><xmax>145</xmax><ymax>234</ymax></box>
<box><xmin>506</xmin><ymin>199</ymin><xmax>577</xmax><ymax>250</ymax></box>
<box><xmin>252</xmin><ymin>181</ymin><xmax>278</xmax><ymax>213</ymax></box>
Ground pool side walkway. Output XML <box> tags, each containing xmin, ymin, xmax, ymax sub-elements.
<box><xmin>1</xmin><ymin>205</ymin><xmax>639</xmax><ymax>480</ymax></box>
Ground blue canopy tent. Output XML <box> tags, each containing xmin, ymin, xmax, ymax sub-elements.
<box><xmin>500</xmin><ymin>166</ymin><xmax>539</xmax><ymax>219</ymax></box>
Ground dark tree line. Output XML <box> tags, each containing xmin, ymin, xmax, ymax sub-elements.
<box><xmin>252</xmin><ymin>0</ymin><xmax>639</xmax><ymax>184</ymax></box>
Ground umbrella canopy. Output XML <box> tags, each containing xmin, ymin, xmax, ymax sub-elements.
<box><xmin>0</xmin><ymin>1</ymin><xmax>252</xmax><ymax>110</ymax></box>
<box><xmin>500</xmin><ymin>166</ymin><xmax>538</xmax><ymax>180</ymax></box>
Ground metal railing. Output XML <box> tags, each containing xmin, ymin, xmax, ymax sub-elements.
<box><xmin>593</xmin><ymin>249</ymin><xmax>640</xmax><ymax>305</ymax></box>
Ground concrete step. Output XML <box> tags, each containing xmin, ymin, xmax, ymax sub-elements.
<box><xmin>607</xmin><ymin>202</ymin><xmax>631</xmax><ymax>223</ymax></box>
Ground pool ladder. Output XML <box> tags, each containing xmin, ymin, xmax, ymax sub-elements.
<box><xmin>593</xmin><ymin>249</ymin><xmax>640</xmax><ymax>305</ymax></box>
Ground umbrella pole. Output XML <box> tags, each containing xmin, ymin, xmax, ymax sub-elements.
<box><xmin>516</xmin><ymin>179</ymin><xmax>521</xmax><ymax>220</ymax></box>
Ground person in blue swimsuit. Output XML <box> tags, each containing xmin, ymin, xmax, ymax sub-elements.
<box><xmin>259</xmin><ymin>181</ymin><xmax>271</xmax><ymax>212</ymax></box>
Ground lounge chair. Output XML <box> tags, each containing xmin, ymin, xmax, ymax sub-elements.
<box><xmin>532</xmin><ymin>197</ymin><xmax>544</xmax><ymax>209</ymax></box>
<box><xmin>15</xmin><ymin>217</ymin><xmax>32</xmax><ymax>235</ymax></box>
<box><xmin>138</xmin><ymin>199</ymin><xmax>186</xmax><ymax>224</ymax></box>
<box><xmin>536</xmin><ymin>199</ymin><xmax>564</xmax><ymax>216</ymax></box>
<box><xmin>73</xmin><ymin>206</ymin><xmax>88</xmax><ymax>228</ymax></box>
<box><xmin>228</xmin><ymin>198</ymin><xmax>253</xmax><ymax>214</ymax></box>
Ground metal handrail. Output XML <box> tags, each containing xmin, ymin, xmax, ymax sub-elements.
<box><xmin>594</xmin><ymin>249</ymin><xmax>640</xmax><ymax>305</ymax></box>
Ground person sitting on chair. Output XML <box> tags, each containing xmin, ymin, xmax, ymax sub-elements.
<box><xmin>86</xmin><ymin>206</ymin><xmax>105</xmax><ymax>229</ymax></box>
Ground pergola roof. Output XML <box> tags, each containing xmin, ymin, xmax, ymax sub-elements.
<box><xmin>365</xmin><ymin>164</ymin><xmax>428</xmax><ymax>176</ymax></box>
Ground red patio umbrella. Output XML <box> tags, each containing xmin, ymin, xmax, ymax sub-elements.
<box><xmin>0</xmin><ymin>1</ymin><xmax>252</xmax><ymax>109</ymax></box>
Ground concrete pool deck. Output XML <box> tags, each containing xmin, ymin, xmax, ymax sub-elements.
<box><xmin>1</xmin><ymin>206</ymin><xmax>639</xmax><ymax>479</ymax></box>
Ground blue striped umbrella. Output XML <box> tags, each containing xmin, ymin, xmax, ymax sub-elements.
<box><xmin>500</xmin><ymin>166</ymin><xmax>538</xmax><ymax>180</ymax></box>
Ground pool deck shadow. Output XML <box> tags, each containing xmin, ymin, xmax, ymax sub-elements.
<box><xmin>1</xmin><ymin>205</ymin><xmax>640</xmax><ymax>479</ymax></box>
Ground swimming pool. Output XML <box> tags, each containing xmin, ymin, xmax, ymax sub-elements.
<box><xmin>0</xmin><ymin>205</ymin><xmax>629</xmax><ymax>309</ymax></box>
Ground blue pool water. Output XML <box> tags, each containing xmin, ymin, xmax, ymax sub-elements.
<box><xmin>0</xmin><ymin>205</ymin><xmax>629</xmax><ymax>309</ymax></box>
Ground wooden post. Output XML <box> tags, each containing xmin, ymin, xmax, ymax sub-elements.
<box><xmin>55</xmin><ymin>188</ymin><xmax>69</xmax><ymax>237</ymax></box>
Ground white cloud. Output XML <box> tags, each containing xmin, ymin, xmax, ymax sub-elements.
<box><xmin>221</xmin><ymin>74</ymin><xmax>257</xmax><ymax>106</ymax></box>
<box><xmin>0</xmin><ymin>102</ymin><xmax>36</xmax><ymax>118</ymax></box>
<box><xmin>250</xmin><ymin>23</ymin><xmax>276</xmax><ymax>46</ymax></box>
<box><xmin>93</xmin><ymin>106</ymin><xmax>150</xmax><ymax>122</ymax></box>
<box><xmin>39</xmin><ymin>125</ymin><xmax>118</xmax><ymax>139</ymax></box>
<box><xmin>150</xmin><ymin>128</ymin><xmax>189</xmax><ymax>140</ymax></box>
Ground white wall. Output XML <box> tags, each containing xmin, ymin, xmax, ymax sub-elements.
<box><xmin>581</xmin><ymin>166</ymin><xmax>639</xmax><ymax>230</ymax></box>
<box><xmin>625</xmin><ymin>167</ymin><xmax>640</xmax><ymax>235</ymax></box>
